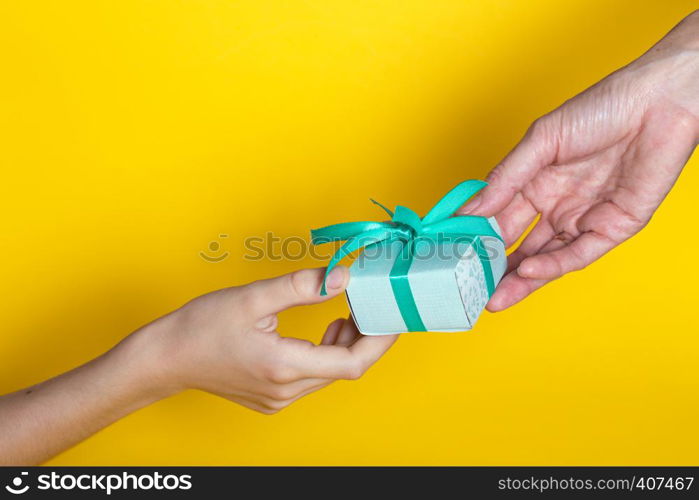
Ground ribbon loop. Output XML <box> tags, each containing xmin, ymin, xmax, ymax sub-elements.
<box><xmin>422</xmin><ymin>179</ymin><xmax>486</xmax><ymax>225</ymax></box>
<box><xmin>392</xmin><ymin>205</ymin><xmax>423</xmax><ymax>236</ymax></box>
<box><xmin>311</xmin><ymin>180</ymin><xmax>502</xmax><ymax>303</ymax></box>
<box><xmin>421</xmin><ymin>215</ymin><xmax>500</xmax><ymax>240</ymax></box>
<box><xmin>311</xmin><ymin>221</ymin><xmax>393</xmax><ymax>244</ymax></box>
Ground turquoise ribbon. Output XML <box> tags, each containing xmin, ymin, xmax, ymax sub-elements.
<box><xmin>311</xmin><ymin>180</ymin><xmax>503</xmax><ymax>331</ymax></box>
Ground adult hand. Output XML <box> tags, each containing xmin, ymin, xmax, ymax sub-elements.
<box><xmin>461</xmin><ymin>10</ymin><xmax>699</xmax><ymax>311</ymax></box>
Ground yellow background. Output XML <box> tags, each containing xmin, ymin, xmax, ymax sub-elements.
<box><xmin>1</xmin><ymin>1</ymin><xmax>697</xmax><ymax>465</ymax></box>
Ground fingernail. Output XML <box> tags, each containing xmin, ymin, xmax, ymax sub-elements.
<box><xmin>325</xmin><ymin>266</ymin><xmax>346</xmax><ymax>290</ymax></box>
<box><xmin>517</xmin><ymin>261</ymin><xmax>533</xmax><ymax>278</ymax></box>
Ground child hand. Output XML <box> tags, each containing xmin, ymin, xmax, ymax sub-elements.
<box><xmin>135</xmin><ymin>266</ymin><xmax>397</xmax><ymax>414</ymax></box>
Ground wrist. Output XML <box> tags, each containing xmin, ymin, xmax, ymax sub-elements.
<box><xmin>670</xmin><ymin>10</ymin><xmax>699</xmax><ymax>51</ymax></box>
<box><xmin>628</xmin><ymin>12</ymin><xmax>699</xmax><ymax>138</ymax></box>
<box><xmin>109</xmin><ymin>316</ymin><xmax>184</xmax><ymax>404</ymax></box>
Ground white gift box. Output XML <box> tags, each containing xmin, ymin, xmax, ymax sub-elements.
<box><xmin>346</xmin><ymin>217</ymin><xmax>506</xmax><ymax>335</ymax></box>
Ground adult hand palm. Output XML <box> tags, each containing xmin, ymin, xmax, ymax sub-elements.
<box><xmin>463</xmin><ymin>63</ymin><xmax>698</xmax><ymax>311</ymax></box>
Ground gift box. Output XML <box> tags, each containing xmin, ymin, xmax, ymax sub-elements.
<box><xmin>312</xmin><ymin>180</ymin><xmax>506</xmax><ymax>335</ymax></box>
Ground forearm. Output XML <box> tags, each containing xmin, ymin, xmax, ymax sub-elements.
<box><xmin>0</xmin><ymin>326</ymin><xmax>174</xmax><ymax>465</ymax></box>
<box><xmin>654</xmin><ymin>9</ymin><xmax>699</xmax><ymax>52</ymax></box>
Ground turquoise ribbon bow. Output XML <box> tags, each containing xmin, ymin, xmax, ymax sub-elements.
<box><xmin>311</xmin><ymin>180</ymin><xmax>503</xmax><ymax>332</ymax></box>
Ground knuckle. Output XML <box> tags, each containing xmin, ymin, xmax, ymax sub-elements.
<box><xmin>568</xmin><ymin>249</ymin><xmax>589</xmax><ymax>272</ymax></box>
<box><xmin>527</xmin><ymin>115</ymin><xmax>557</xmax><ymax>147</ymax></box>
<box><xmin>531</xmin><ymin>112</ymin><xmax>562</xmax><ymax>146</ymax></box>
<box><xmin>485</xmin><ymin>164</ymin><xmax>504</xmax><ymax>184</ymax></box>
<box><xmin>528</xmin><ymin>116</ymin><xmax>548</xmax><ymax>137</ymax></box>
<box><xmin>486</xmin><ymin>163</ymin><xmax>503</xmax><ymax>184</ymax></box>
<box><xmin>595</xmin><ymin>209</ymin><xmax>645</xmax><ymax>240</ymax></box>
<box><xmin>262</xmin><ymin>362</ymin><xmax>296</xmax><ymax>385</ymax></box>
<box><xmin>345</xmin><ymin>360</ymin><xmax>365</xmax><ymax>381</ymax></box>
<box><xmin>236</xmin><ymin>287</ymin><xmax>262</xmax><ymax>313</ymax></box>
<box><xmin>266</xmin><ymin>385</ymin><xmax>296</xmax><ymax>401</ymax></box>
<box><xmin>287</xmin><ymin>269</ymin><xmax>315</xmax><ymax>299</ymax></box>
